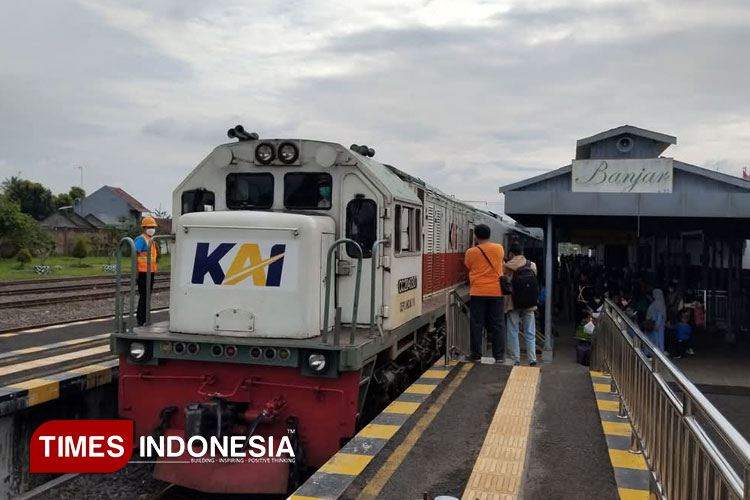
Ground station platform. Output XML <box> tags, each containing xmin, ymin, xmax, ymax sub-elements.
<box><xmin>289</xmin><ymin>331</ymin><xmax>645</xmax><ymax>500</ymax></box>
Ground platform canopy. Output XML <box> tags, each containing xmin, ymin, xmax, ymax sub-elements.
<box><xmin>499</xmin><ymin>125</ymin><xmax>750</xmax><ymax>231</ymax></box>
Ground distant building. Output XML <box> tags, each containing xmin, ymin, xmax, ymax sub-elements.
<box><xmin>40</xmin><ymin>210</ymin><xmax>101</xmax><ymax>255</ymax></box>
<box><xmin>77</xmin><ymin>186</ymin><xmax>150</xmax><ymax>227</ymax></box>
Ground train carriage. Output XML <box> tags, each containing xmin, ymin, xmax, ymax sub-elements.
<box><xmin>111</xmin><ymin>127</ymin><xmax>540</xmax><ymax>494</ymax></box>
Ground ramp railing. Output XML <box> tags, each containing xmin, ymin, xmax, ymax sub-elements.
<box><xmin>445</xmin><ymin>289</ymin><xmax>471</xmax><ymax>362</ymax></box>
<box><xmin>592</xmin><ymin>299</ymin><xmax>750</xmax><ymax>500</ymax></box>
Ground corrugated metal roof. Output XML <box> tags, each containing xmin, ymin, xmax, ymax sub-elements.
<box><xmin>105</xmin><ymin>186</ymin><xmax>150</xmax><ymax>213</ymax></box>
<box><xmin>576</xmin><ymin>125</ymin><xmax>676</xmax><ymax>148</ymax></box>
<box><xmin>499</xmin><ymin>161</ymin><xmax>750</xmax><ymax>194</ymax></box>
<box><xmin>356</xmin><ymin>154</ymin><xmax>422</xmax><ymax>205</ymax></box>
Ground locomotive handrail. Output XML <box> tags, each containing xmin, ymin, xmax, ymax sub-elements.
<box><xmin>115</xmin><ymin>237</ymin><xmax>137</xmax><ymax>334</ymax></box>
<box><xmin>593</xmin><ymin>299</ymin><xmax>750</xmax><ymax>499</ymax></box>
<box><xmin>369</xmin><ymin>239</ymin><xmax>389</xmax><ymax>337</ymax></box>
<box><xmin>322</xmin><ymin>239</ymin><xmax>363</xmax><ymax>346</ymax></box>
<box><xmin>145</xmin><ymin>234</ymin><xmax>175</xmax><ymax>326</ymax></box>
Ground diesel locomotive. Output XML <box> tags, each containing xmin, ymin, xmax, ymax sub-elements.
<box><xmin>111</xmin><ymin>126</ymin><xmax>540</xmax><ymax>494</ymax></box>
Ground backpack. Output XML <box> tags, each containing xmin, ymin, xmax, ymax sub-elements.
<box><xmin>512</xmin><ymin>261</ymin><xmax>539</xmax><ymax>309</ymax></box>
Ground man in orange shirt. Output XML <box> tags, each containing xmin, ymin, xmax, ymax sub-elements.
<box><xmin>464</xmin><ymin>224</ymin><xmax>506</xmax><ymax>362</ymax></box>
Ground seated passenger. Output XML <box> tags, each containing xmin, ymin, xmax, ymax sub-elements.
<box><xmin>674</xmin><ymin>310</ymin><xmax>694</xmax><ymax>359</ymax></box>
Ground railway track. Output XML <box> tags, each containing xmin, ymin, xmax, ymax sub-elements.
<box><xmin>0</xmin><ymin>280</ymin><xmax>170</xmax><ymax>309</ymax></box>
<box><xmin>0</xmin><ymin>272</ymin><xmax>169</xmax><ymax>288</ymax></box>
<box><xmin>0</xmin><ymin>275</ymin><xmax>170</xmax><ymax>297</ymax></box>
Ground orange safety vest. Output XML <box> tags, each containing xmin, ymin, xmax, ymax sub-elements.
<box><xmin>136</xmin><ymin>234</ymin><xmax>158</xmax><ymax>273</ymax></box>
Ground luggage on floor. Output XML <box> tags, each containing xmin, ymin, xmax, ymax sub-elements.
<box><xmin>576</xmin><ymin>341</ymin><xmax>591</xmax><ymax>366</ymax></box>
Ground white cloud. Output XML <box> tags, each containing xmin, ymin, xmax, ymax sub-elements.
<box><xmin>0</xmin><ymin>0</ymin><xmax>749</xmax><ymax>213</ymax></box>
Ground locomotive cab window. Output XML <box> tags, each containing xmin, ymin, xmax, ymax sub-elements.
<box><xmin>181</xmin><ymin>189</ymin><xmax>215</xmax><ymax>214</ymax></box>
<box><xmin>226</xmin><ymin>173</ymin><xmax>274</xmax><ymax>209</ymax></box>
<box><xmin>284</xmin><ymin>173</ymin><xmax>332</xmax><ymax>210</ymax></box>
<box><xmin>395</xmin><ymin>205</ymin><xmax>421</xmax><ymax>255</ymax></box>
<box><xmin>345</xmin><ymin>198</ymin><xmax>377</xmax><ymax>258</ymax></box>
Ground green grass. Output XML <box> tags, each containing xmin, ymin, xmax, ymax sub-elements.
<box><xmin>0</xmin><ymin>255</ymin><xmax>172</xmax><ymax>280</ymax></box>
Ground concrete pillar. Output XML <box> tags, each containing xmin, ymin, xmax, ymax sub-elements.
<box><xmin>544</xmin><ymin>216</ymin><xmax>554</xmax><ymax>360</ymax></box>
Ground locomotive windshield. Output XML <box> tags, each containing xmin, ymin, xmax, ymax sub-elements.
<box><xmin>284</xmin><ymin>173</ymin><xmax>332</xmax><ymax>209</ymax></box>
<box><xmin>226</xmin><ymin>173</ymin><xmax>274</xmax><ymax>209</ymax></box>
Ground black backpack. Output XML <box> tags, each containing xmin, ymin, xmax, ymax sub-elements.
<box><xmin>512</xmin><ymin>261</ymin><xmax>539</xmax><ymax>309</ymax></box>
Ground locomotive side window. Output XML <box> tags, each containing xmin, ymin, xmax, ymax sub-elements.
<box><xmin>395</xmin><ymin>205</ymin><xmax>421</xmax><ymax>255</ymax></box>
<box><xmin>284</xmin><ymin>173</ymin><xmax>332</xmax><ymax>210</ymax></box>
<box><xmin>181</xmin><ymin>189</ymin><xmax>215</xmax><ymax>214</ymax></box>
<box><xmin>226</xmin><ymin>173</ymin><xmax>274</xmax><ymax>209</ymax></box>
<box><xmin>345</xmin><ymin>198</ymin><xmax>377</xmax><ymax>258</ymax></box>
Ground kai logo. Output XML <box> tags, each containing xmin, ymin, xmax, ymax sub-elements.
<box><xmin>191</xmin><ymin>243</ymin><xmax>285</xmax><ymax>286</ymax></box>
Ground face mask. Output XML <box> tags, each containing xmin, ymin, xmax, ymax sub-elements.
<box><xmin>146</xmin><ymin>228</ymin><xmax>156</xmax><ymax>236</ymax></box>
<box><xmin>319</xmin><ymin>186</ymin><xmax>331</xmax><ymax>199</ymax></box>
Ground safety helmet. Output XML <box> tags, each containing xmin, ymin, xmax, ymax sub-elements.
<box><xmin>141</xmin><ymin>216</ymin><xmax>157</xmax><ymax>228</ymax></box>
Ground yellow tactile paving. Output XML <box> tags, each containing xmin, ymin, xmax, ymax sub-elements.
<box><xmin>618</xmin><ymin>487</ymin><xmax>651</xmax><ymax>500</ymax></box>
<box><xmin>404</xmin><ymin>383</ymin><xmax>437</xmax><ymax>394</ymax></box>
<box><xmin>0</xmin><ymin>345</ymin><xmax>109</xmax><ymax>376</ymax></box>
<box><xmin>317</xmin><ymin>452</ymin><xmax>372</xmax><ymax>476</ymax></box>
<box><xmin>609</xmin><ymin>449</ymin><xmax>649</xmax><ymax>470</ymax></box>
<box><xmin>421</xmin><ymin>369</ymin><xmax>449</xmax><ymax>379</ymax></box>
<box><xmin>597</xmin><ymin>399</ymin><xmax>620</xmax><ymax>412</ymax></box>
<box><xmin>602</xmin><ymin>421</ymin><xmax>633</xmax><ymax>437</ymax></box>
<box><xmin>357</xmin><ymin>423</ymin><xmax>400</xmax><ymax>440</ymax></box>
<box><xmin>461</xmin><ymin>366</ymin><xmax>540</xmax><ymax>500</ymax></box>
<box><xmin>383</xmin><ymin>401</ymin><xmax>420</xmax><ymax>414</ymax></box>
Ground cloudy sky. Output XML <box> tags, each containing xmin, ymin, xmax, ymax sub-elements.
<box><xmin>1</xmin><ymin>0</ymin><xmax>749</xmax><ymax>214</ymax></box>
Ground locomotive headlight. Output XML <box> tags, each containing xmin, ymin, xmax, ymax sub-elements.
<box><xmin>255</xmin><ymin>143</ymin><xmax>275</xmax><ymax>164</ymax></box>
<box><xmin>129</xmin><ymin>342</ymin><xmax>147</xmax><ymax>360</ymax></box>
<box><xmin>278</xmin><ymin>142</ymin><xmax>299</xmax><ymax>164</ymax></box>
<box><xmin>308</xmin><ymin>353</ymin><xmax>327</xmax><ymax>373</ymax></box>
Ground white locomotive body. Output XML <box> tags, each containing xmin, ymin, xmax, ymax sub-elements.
<box><xmin>112</xmin><ymin>130</ymin><xmax>540</xmax><ymax>494</ymax></box>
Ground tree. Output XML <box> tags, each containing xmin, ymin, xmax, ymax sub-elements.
<box><xmin>15</xmin><ymin>248</ymin><xmax>32</xmax><ymax>269</ymax></box>
<box><xmin>69</xmin><ymin>186</ymin><xmax>85</xmax><ymax>201</ymax></box>
<box><xmin>0</xmin><ymin>195</ymin><xmax>48</xmax><ymax>257</ymax></box>
<box><xmin>54</xmin><ymin>193</ymin><xmax>73</xmax><ymax>209</ymax></box>
<box><xmin>1</xmin><ymin>177</ymin><xmax>55</xmax><ymax>220</ymax></box>
<box><xmin>72</xmin><ymin>238</ymin><xmax>88</xmax><ymax>266</ymax></box>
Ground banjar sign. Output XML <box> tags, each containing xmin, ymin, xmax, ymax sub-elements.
<box><xmin>572</xmin><ymin>159</ymin><xmax>673</xmax><ymax>193</ymax></box>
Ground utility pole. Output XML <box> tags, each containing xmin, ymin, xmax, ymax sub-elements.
<box><xmin>74</xmin><ymin>165</ymin><xmax>83</xmax><ymax>190</ymax></box>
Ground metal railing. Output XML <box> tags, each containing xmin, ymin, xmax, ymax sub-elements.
<box><xmin>445</xmin><ymin>289</ymin><xmax>471</xmax><ymax>362</ymax></box>
<box><xmin>592</xmin><ymin>299</ymin><xmax>750</xmax><ymax>500</ymax></box>
<box><xmin>322</xmin><ymin>239</ymin><xmax>363</xmax><ymax>346</ymax></box>
<box><xmin>114</xmin><ymin>237</ymin><xmax>136</xmax><ymax>333</ymax></box>
<box><xmin>145</xmin><ymin>234</ymin><xmax>174</xmax><ymax>325</ymax></box>
<box><xmin>369</xmin><ymin>239</ymin><xmax>389</xmax><ymax>337</ymax></box>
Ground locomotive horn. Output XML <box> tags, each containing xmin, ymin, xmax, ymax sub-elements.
<box><xmin>232</xmin><ymin>125</ymin><xmax>259</xmax><ymax>141</ymax></box>
<box><xmin>227</xmin><ymin>128</ymin><xmax>238</xmax><ymax>139</ymax></box>
<box><xmin>367</xmin><ymin>147</ymin><xmax>375</xmax><ymax>157</ymax></box>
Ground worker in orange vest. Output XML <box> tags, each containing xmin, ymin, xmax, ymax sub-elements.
<box><xmin>134</xmin><ymin>217</ymin><xmax>158</xmax><ymax>326</ymax></box>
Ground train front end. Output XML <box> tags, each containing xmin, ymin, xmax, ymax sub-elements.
<box><xmin>112</xmin><ymin>139</ymin><xmax>361</xmax><ymax>494</ymax></box>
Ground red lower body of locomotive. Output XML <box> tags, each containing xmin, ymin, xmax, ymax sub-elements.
<box><xmin>119</xmin><ymin>357</ymin><xmax>360</xmax><ymax>493</ymax></box>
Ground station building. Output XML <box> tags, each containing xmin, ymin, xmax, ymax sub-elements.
<box><xmin>499</xmin><ymin>125</ymin><xmax>750</xmax><ymax>361</ymax></box>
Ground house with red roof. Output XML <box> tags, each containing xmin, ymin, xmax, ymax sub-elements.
<box><xmin>76</xmin><ymin>185</ymin><xmax>151</xmax><ymax>226</ymax></box>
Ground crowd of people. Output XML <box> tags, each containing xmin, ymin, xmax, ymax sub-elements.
<box><xmin>560</xmin><ymin>254</ymin><xmax>701</xmax><ymax>359</ymax></box>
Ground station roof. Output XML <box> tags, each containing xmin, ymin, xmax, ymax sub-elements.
<box><xmin>499</xmin><ymin>126</ymin><xmax>750</xmax><ymax>227</ymax></box>
<box><xmin>575</xmin><ymin>125</ymin><xmax>676</xmax><ymax>159</ymax></box>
